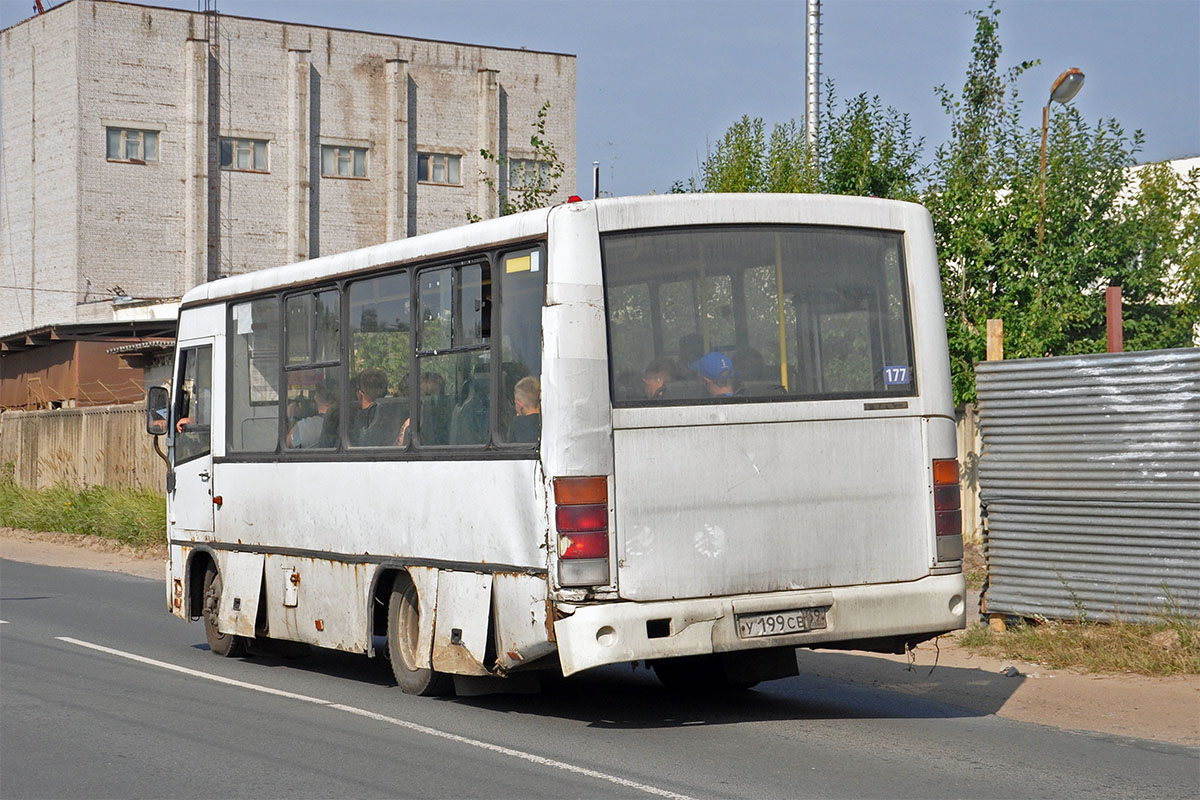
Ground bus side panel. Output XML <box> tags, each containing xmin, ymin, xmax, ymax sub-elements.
<box><xmin>259</xmin><ymin>553</ymin><xmax>374</xmax><ymax>651</ymax></box>
<box><xmin>213</xmin><ymin>460</ymin><xmax>547</xmax><ymax>569</ymax></box>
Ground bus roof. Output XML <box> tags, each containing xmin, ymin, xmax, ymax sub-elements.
<box><xmin>180</xmin><ymin>193</ymin><xmax>930</xmax><ymax>308</ymax></box>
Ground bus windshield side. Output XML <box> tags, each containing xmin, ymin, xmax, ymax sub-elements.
<box><xmin>601</xmin><ymin>224</ymin><xmax>916</xmax><ymax>405</ymax></box>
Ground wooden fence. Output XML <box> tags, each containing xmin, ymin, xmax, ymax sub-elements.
<box><xmin>0</xmin><ymin>403</ymin><xmax>166</xmax><ymax>491</ymax></box>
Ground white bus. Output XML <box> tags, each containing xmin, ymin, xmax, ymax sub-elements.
<box><xmin>147</xmin><ymin>194</ymin><xmax>966</xmax><ymax>694</ymax></box>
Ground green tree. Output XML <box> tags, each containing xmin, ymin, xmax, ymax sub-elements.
<box><xmin>469</xmin><ymin>100</ymin><xmax>567</xmax><ymax>221</ymax></box>
<box><xmin>688</xmin><ymin>4</ymin><xmax>1198</xmax><ymax>405</ymax></box>
<box><xmin>929</xmin><ymin>4</ymin><xmax>1199</xmax><ymax>403</ymax></box>
<box><xmin>687</xmin><ymin>86</ymin><xmax>925</xmax><ymax>199</ymax></box>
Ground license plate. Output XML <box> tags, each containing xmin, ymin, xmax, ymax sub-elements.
<box><xmin>736</xmin><ymin>606</ymin><xmax>828</xmax><ymax>639</ymax></box>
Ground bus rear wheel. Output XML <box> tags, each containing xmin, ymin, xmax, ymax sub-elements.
<box><xmin>202</xmin><ymin>563</ymin><xmax>247</xmax><ymax>658</ymax></box>
<box><xmin>387</xmin><ymin>575</ymin><xmax>452</xmax><ymax>696</ymax></box>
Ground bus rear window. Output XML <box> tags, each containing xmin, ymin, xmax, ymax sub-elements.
<box><xmin>601</xmin><ymin>225</ymin><xmax>915</xmax><ymax>405</ymax></box>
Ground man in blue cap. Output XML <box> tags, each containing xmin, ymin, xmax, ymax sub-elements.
<box><xmin>690</xmin><ymin>351</ymin><xmax>736</xmax><ymax>397</ymax></box>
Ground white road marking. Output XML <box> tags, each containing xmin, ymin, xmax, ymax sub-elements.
<box><xmin>56</xmin><ymin>636</ymin><xmax>695</xmax><ymax>800</ymax></box>
<box><xmin>0</xmin><ymin>620</ymin><xmax>8</xmax><ymax>624</ymax></box>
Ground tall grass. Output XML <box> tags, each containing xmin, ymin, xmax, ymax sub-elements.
<box><xmin>959</xmin><ymin>613</ymin><xmax>1200</xmax><ymax>676</ymax></box>
<box><xmin>0</xmin><ymin>476</ymin><xmax>166</xmax><ymax>548</ymax></box>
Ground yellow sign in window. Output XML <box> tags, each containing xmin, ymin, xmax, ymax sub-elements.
<box><xmin>505</xmin><ymin>251</ymin><xmax>540</xmax><ymax>273</ymax></box>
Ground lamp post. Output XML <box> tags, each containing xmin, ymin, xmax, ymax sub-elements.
<box><xmin>1039</xmin><ymin>67</ymin><xmax>1085</xmax><ymax>247</ymax></box>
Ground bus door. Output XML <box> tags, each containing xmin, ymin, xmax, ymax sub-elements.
<box><xmin>170</xmin><ymin>339</ymin><xmax>216</xmax><ymax>534</ymax></box>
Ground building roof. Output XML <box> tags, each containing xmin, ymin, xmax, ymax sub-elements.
<box><xmin>2</xmin><ymin>0</ymin><xmax>575</xmax><ymax>58</ymax></box>
<box><xmin>0</xmin><ymin>320</ymin><xmax>178</xmax><ymax>353</ymax></box>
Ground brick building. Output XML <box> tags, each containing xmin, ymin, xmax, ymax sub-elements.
<box><xmin>0</xmin><ymin>0</ymin><xmax>576</xmax><ymax>338</ymax></box>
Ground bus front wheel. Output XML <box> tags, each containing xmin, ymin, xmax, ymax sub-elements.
<box><xmin>387</xmin><ymin>575</ymin><xmax>452</xmax><ymax>696</ymax></box>
<box><xmin>202</xmin><ymin>563</ymin><xmax>248</xmax><ymax>658</ymax></box>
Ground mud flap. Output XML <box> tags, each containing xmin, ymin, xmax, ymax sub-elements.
<box><xmin>217</xmin><ymin>551</ymin><xmax>264</xmax><ymax>638</ymax></box>
<box><xmin>407</xmin><ymin>566</ymin><xmax>440</xmax><ymax>670</ymax></box>
<box><xmin>492</xmin><ymin>573</ymin><xmax>556</xmax><ymax>672</ymax></box>
<box><xmin>432</xmin><ymin>571</ymin><xmax>493</xmax><ymax>676</ymax></box>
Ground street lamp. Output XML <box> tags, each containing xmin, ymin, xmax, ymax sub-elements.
<box><xmin>1039</xmin><ymin>67</ymin><xmax>1085</xmax><ymax>247</ymax></box>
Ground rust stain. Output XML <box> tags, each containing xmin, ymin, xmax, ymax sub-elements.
<box><xmin>432</xmin><ymin>641</ymin><xmax>489</xmax><ymax>676</ymax></box>
<box><xmin>545</xmin><ymin>596</ymin><xmax>558</xmax><ymax>642</ymax></box>
<box><xmin>315</xmin><ymin>619</ymin><xmax>324</xmax><ymax>631</ymax></box>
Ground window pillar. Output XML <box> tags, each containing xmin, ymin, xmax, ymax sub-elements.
<box><xmin>476</xmin><ymin>69</ymin><xmax>500</xmax><ymax>219</ymax></box>
<box><xmin>386</xmin><ymin>58</ymin><xmax>409</xmax><ymax>241</ymax></box>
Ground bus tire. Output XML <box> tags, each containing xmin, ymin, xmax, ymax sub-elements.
<box><xmin>387</xmin><ymin>575</ymin><xmax>452</xmax><ymax>696</ymax></box>
<box><xmin>202</xmin><ymin>563</ymin><xmax>248</xmax><ymax>658</ymax></box>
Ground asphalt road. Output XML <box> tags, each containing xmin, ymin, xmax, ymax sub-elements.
<box><xmin>1</xmin><ymin>558</ymin><xmax>1196</xmax><ymax>800</ymax></box>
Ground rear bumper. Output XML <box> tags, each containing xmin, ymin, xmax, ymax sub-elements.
<box><xmin>552</xmin><ymin>573</ymin><xmax>966</xmax><ymax>676</ymax></box>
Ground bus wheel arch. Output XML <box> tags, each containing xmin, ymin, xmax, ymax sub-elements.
<box><xmin>185</xmin><ymin>549</ymin><xmax>217</xmax><ymax>621</ymax></box>
<box><xmin>387</xmin><ymin>570</ymin><xmax>453</xmax><ymax>696</ymax></box>
<box><xmin>190</xmin><ymin>551</ymin><xmax>248</xmax><ymax>658</ymax></box>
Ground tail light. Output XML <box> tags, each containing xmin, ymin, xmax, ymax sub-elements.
<box><xmin>554</xmin><ymin>476</ymin><xmax>610</xmax><ymax>586</ymax></box>
<box><xmin>933</xmin><ymin>458</ymin><xmax>963</xmax><ymax>562</ymax></box>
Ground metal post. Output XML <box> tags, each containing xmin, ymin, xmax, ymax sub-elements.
<box><xmin>593</xmin><ymin>161</ymin><xmax>600</xmax><ymax>199</ymax></box>
<box><xmin>805</xmin><ymin>0</ymin><xmax>820</xmax><ymax>153</ymax></box>
<box><xmin>1038</xmin><ymin>103</ymin><xmax>1049</xmax><ymax>248</ymax></box>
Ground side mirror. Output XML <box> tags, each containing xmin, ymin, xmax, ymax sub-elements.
<box><xmin>146</xmin><ymin>385</ymin><xmax>170</xmax><ymax>436</ymax></box>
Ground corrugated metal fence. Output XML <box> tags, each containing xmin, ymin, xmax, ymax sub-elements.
<box><xmin>976</xmin><ymin>348</ymin><xmax>1200</xmax><ymax>622</ymax></box>
<box><xmin>0</xmin><ymin>403</ymin><xmax>166</xmax><ymax>491</ymax></box>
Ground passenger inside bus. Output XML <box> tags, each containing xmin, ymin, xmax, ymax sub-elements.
<box><xmin>350</xmin><ymin>369</ymin><xmax>407</xmax><ymax>446</ymax></box>
<box><xmin>691</xmin><ymin>351</ymin><xmax>737</xmax><ymax>397</ymax></box>
<box><xmin>642</xmin><ymin>359</ymin><xmax>678</xmax><ymax>399</ymax></box>
<box><xmin>397</xmin><ymin>371</ymin><xmax>450</xmax><ymax>446</ymax></box>
<box><xmin>288</xmin><ymin>379</ymin><xmax>337</xmax><ymax>448</ymax></box>
<box><xmin>509</xmin><ymin>375</ymin><xmax>540</xmax><ymax>443</ymax></box>
<box><xmin>449</xmin><ymin>358</ymin><xmax>490</xmax><ymax>445</ymax></box>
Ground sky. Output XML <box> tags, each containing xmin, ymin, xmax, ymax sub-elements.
<box><xmin>2</xmin><ymin>0</ymin><xmax>1197</xmax><ymax>198</ymax></box>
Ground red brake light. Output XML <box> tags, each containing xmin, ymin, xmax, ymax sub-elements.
<box><xmin>553</xmin><ymin>476</ymin><xmax>610</xmax><ymax>567</ymax></box>
<box><xmin>559</xmin><ymin>531</ymin><xmax>609</xmax><ymax>559</ymax></box>
<box><xmin>933</xmin><ymin>459</ymin><xmax>962</xmax><ymax>537</ymax></box>
<box><xmin>555</xmin><ymin>504</ymin><xmax>608</xmax><ymax>533</ymax></box>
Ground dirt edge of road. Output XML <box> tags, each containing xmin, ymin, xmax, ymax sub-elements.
<box><xmin>3</xmin><ymin>527</ymin><xmax>1196</xmax><ymax>748</ymax></box>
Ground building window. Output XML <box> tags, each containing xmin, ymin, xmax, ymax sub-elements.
<box><xmin>106</xmin><ymin>128</ymin><xmax>158</xmax><ymax>163</ymax></box>
<box><xmin>321</xmin><ymin>145</ymin><xmax>367</xmax><ymax>178</ymax></box>
<box><xmin>508</xmin><ymin>158</ymin><xmax>548</xmax><ymax>189</ymax></box>
<box><xmin>220</xmin><ymin>138</ymin><xmax>268</xmax><ymax>172</ymax></box>
<box><xmin>417</xmin><ymin>153</ymin><xmax>462</xmax><ymax>186</ymax></box>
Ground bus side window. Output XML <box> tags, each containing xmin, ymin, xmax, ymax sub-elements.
<box><xmin>175</xmin><ymin>345</ymin><xmax>212</xmax><ymax>464</ymax></box>
<box><xmin>229</xmin><ymin>298</ymin><xmax>281</xmax><ymax>453</ymax></box>
<box><xmin>498</xmin><ymin>247</ymin><xmax>544</xmax><ymax>444</ymax></box>
<box><xmin>348</xmin><ymin>271</ymin><xmax>411</xmax><ymax>449</ymax></box>
<box><xmin>417</xmin><ymin>263</ymin><xmax>491</xmax><ymax>447</ymax></box>
<box><xmin>284</xmin><ymin>289</ymin><xmax>342</xmax><ymax>450</ymax></box>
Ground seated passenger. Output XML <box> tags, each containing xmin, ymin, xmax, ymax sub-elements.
<box><xmin>690</xmin><ymin>351</ymin><xmax>737</xmax><ymax>397</ymax></box>
<box><xmin>509</xmin><ymin>376</ymin><xmax>540</xmax><ymax>443</ymax></box>
<box><xmin>349</xmin><ymin>369</ymin><xmax>391</xmax><ymax>446</ymax></box>
<box><xmin>287</xmin><ymin>383</ymin><xmax>335</xmax><ymax>449</ymax></box>
<box><xmin>642</xmin><ymin>359</ymin><xmax>678</xmax><ymax>399</ymax></box>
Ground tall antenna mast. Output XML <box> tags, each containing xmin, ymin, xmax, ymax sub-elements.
<box><xmin>805</xmin><ymin>0</ymin><xmax>820</xmax><ymax>155</ymax></box>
